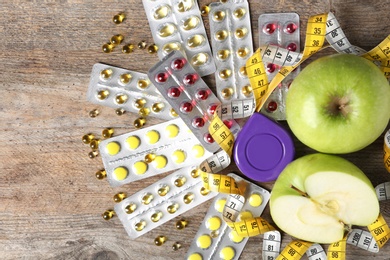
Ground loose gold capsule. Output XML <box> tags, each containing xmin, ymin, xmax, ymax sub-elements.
<box><xmin>162</xmin><ymin>42</ymin><xmax>181</xmax><ymax>54</ymax></box>
<box><xmin>95</xmin><ymin>169</ymin><xmax>106</xmax><ymax>180</ymax></box>
<box><xmin>100</xmin><ymin>69</ymin><xmax>113</xmax><ymax>80</ymax></box>
<box><xmin>115</xmin><ymin>94</ymin><xmax>128</xmax><ymax>104</ymax></box>
<box><xmin>137</xmin><ymin>40</ymin><xmax>147</xmax><ymax>49</ymax></box>
<box><xmin>154</xmin><ymin>235</ymin><xmax>167</xmax><ymax>246</ymax></box>
<box><xmin>151</xmin><ymin>211</ymin><xmax>163</xmax><ymax>222</ymax></box>
<box><xmin>113</xmin><ymin>12</ymin><xmax>126</xmax><ymax>24</ymax></box>
<box><xmin>152</xmin><ymin>102</ymin><xmax>164</xmax><ymax>113</ymax></box>
<box><xmin>176</xmin><ymin>219</ymin><xmax>188</xmax><ymax>229</ymax></box>
<box><xmin>190</xmin><ymin>168</ymin><xmax>201</xmax><ymax>178</ymax></box>
<box><xmin>119</xmin><ymin>73</ymin><xmax>132</xmax><ymax>85</ymax></box>
<box><xmin>215</xmin><ymin>30</ymin><xmax>228</xmax><ymax>41</ymax></box>
<box><xmin>82</xmin><ymin>133</ymin><xmax>95</xmax><ymax>144</ymax></box>
<box><xmin>122</xmin><ymin>44</ymin><xmax>134</xmax><ymax>54</ymax></box>
<box><xmin>242</xmin><ymin>85</ymin><xmax>253</xmax><ymax>97</ymax></box>
<box><xmin>134</xmin><ymin>98</ymin><xmax>146</xmax><ymax>109</ymax></box>
<box><xmin>200</xmin><ymin>187</ymin><xmax>210</xmax><ymax>196</ymax></box>
<box><xmin>217</xmin><ymin>49</ymin><xmax>230</xmax><ymax>61</ymax></box>
<box><xmin>102</xmin><ymin>42</ymin><xmax>115</xmax><ymax>53</ymax></box>
<box><xmin>219</xmin><ymin>69</ymin><xmax>232</xmax><ymax>80</ymax></box>
<box><xmin>145</xmin><ymin>153</ymin><xmax>156</xmax><ymax>163</ymax></box>
<box><xmin>233</xmin><ymin>8</ymin><xmax>246</xmax><ymax>19</ymax></box>
<box><xmin>135</xmin><ymin>220</ymin><xmax>146</xmax><ymax>231</ymax></box>
<box><xmin>153</xmin><ymin>5</ymin><xmax>170</xmax><ymax>20</ymax></box>
<box><xmin>159</xmin><ymin>23</ymin><xmax>177</xmax><ymax>37</ymax></box>
<box><xmin>113</xmin><ymin>192</ymin><xmax>127</xmax><ymax>203</ymax></box>
<box><xmin>187</xmin><ymin>34</ymin><xmax>205</xmax><ymax>48</ymax></box>
<box><xmin>213</xmin><ymin>10</ymin><xmax>226</xmax><ymax>21</ymax></box>
<box><xmin>174</xmin><ymin>176</ymin><xmax>186</xmax><ymax>187</ymax></box>
<box><xmin>172</xmin><ymin>242</ymin><xmax>182</xmax><ymax>251</ymax></box>
<box><xmin>125</xmin><ymin>203</ymin><xmax>137</xmax><ymax>214</ymax></box>
<box><xmin>110</xmin><ymin>34</ymin><xmax>124</xmax><ymax>45</ymax></box>
<box><xmin>235</xmin><ymin>27</ymin><xmax>248</xmax><ymax>39</ymax></box>
<box><xmin>139</xmin><ymin>107</ymin><xmax>150</xmax><ymax>117</ymax></box>
<box><xmin>89</xmin><ymin>109</ymin><xmax>100</xmax><ymax>118</ymax></box>
<box><xmin>239</xmin><ymin>66</ymin><xmax>247</xmax><ymax>77</ymax></box>
<box><xmin>183</xmin><ymin>192</ymin><xmax>194</xmax><ymax>204</ymax></box>
<box><xmin>88</xmin><ymin>151</ymin><xmax>99</xmax><ymax>159</ymax></box>
<box><xmin>191</xmin><ymin>53</ymin><xmax>208</xmax><ymax>66</ymax></box>
<box><xmin>134</xmin><ymin>117</ymin><xmax>146</xmax><ymax>128</ymax></box>
<box><xmin>182</xmin><ymin>16</ymin><xmax>199</xmax><ymax>30</ymax></box>
<box><xmin>200</xmin><ymin>5</ymin><xmax>210</xmax><ymax>16</ymax></box>
<box><xmin>167</xmin><ymin>203</ymin><xmax>179</xmax><ymax>214</ymax></box>
<box><xmin>221</xmin><ymin>87</ymin><xmax>234</xmax><ymax>99</ymax></box>
<box><xmin>237</xmin><ymin>47</ymin><xmax>249</xmax><ymax>58</ymax></box>
<box><xmin>158</xmin><ymin>184</ymin><xmax>170</xmax><ymax>197</ymax></box>
<box><xmin>148</xmin><ymin>44</ymin><xmax>158</xmax><ymax>54</ymax></box>
<box><xmin>90</xmin><ymin>139</ymin><xmax>101</xmax><ymax>150</ymax></box>
<box><xmin>137</xmin><ymin>79</ymin><xmax>149</xmax><ymax>89</ymax></box>
<box><xmin>102</xmin><ymin>128</ymin><xmax>114</xmax><ymax>139</ymax></box>
<box><xmin>141</xmin><ymin>193</ymin><xmax>154</xmax><ymax>205</ymax></box>
<box><xmin>97</xmin><ymin>89</ymin><xmax>110</xmax><ymax>100</ymax></box>
<box><xmin>177</xmin><ymin>0</ymin><xmax>193</xmax><ymax>12</ymax></box>
<box><xmin>170</xmin><ymin>108</ymin><xmax>178</xmax><ymax>117</ymax></box>
<box><xmin>102</xmin><ymin>210</ymin><xmax>115</xmax><ymax>220</ymax></box>
<box><xmin>115</xmin><ymin>108</ymin><xmax>126</xmax><ymax>116</ymax></box>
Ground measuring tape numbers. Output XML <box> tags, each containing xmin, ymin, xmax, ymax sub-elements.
<box><xmin>327</xmin><ymin>237</ymin><xmax>347</xmax><ymax>260</ymax></box>
<box><xmin>276</xmin><ymin>240</ymin><xmax>313</xmax><ymax>260</ymax></box>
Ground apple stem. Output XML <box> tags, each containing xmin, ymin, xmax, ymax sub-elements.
<box><xmin>290</xmin><ymin>185</ymin><xmax>309</xmax><ymax>197</ymax></box>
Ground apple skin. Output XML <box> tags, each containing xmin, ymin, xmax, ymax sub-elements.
<box><xmin>270</xmin><ymin>153</ymin><xmax>380</xmax><ymax>244</ymax></box>
<box><xmin>286</xmin><ymin>53</ymin><xmax>390</xmax><ymax>154</ymax></box>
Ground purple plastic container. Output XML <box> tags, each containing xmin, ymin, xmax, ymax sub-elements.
<box><xmin>233</xmin><ymin>113</ymin><xmax>295</xmax><ymax>182</ymax></box>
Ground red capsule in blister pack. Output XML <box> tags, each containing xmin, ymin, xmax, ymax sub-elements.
<box><xmin>258</xmin><ymin>13</ymin><xmax>300</xmax><ymax>120</ymax></box>
<box><xmin>208</xmin><ymin>0</ymin><xmax>254</xmax><ymax>106</ymax></box>
<box><xmin>148</xmin><ymin>50</ymin><xmax>222</xmax><ymax>153</ymax></box>
<box><xmin>142</xmin><ymin>0</ymin><xmax>216</xmax><ymax>77</ymax></box>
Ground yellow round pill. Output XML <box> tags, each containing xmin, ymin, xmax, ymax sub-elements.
<box><xmin>145</xmin><ymin>130</ymin><xmax>160</xmax><ymax>144</ymax></box>
<box><xmin>214</xmin><ymin>198</ymin><xmax>226</xmax><ymax>213</ymax></box>
<box><xmin>249</xmin><ymin>193</ymin><xmax>263</xmax><ymax>207</ymax></box>
<box><xmin>113</xmin><ymin>166</ymin><xmax>128</xmax><ymax>181</ymax></box>
<box><xmin>172</xmin><ymin>150</ymin><xmax>186</xmax><ymax>164</ymax></box>
<box><xmin>238</xmin><ymin>211</ymin><xmax>253</xmax><ymax>221</ymax></box>
<box><xmin>187</xmin><ymin>253</ymin><xmax>203</xmax><ymax>260</ymax></box>
<box><xmin>105</xmin><ymin>141</ymin><xmax>121</xmax><ymax>156</ymax></box>
<box><xmin>153</xmin><ymin>155</ymin><xmax>167</xmax><ymax>169</ymax></box>
<box><xmin>219</xmin><ymin>246</ymin><xmax>235</xmax><ymax>260</ymax></box>
<box><xmin>126</xmin><ymin>136</ymin><xmax>140</xmax><ymax>150</ymax></box>
<box><xmin>133</xmin><ymin>161</ymin><xmax>148</xmax><ymax>175</ymax></box>
<box><xmin>165</xmin><ymin>124</ymin><xmax>180</xmax><ymax>138</ymax></box>
<box><xmin>196</xmin><ymin>234</ymin><xmax>212</xmax><ymax>249</ymax></box>
<box><xmin>206</xmin><ymin>216</ymin><xmax>221</xmax><ymax>231</ymax></box>
<box><xmin>229</xmin><ymin>230</ymin><xmax>244</xmax><ymax>243</ymax></box>
<box><xmin>192</xmin><ymin>144</ymin><xmax>205</xmax><ymax>158</ymax></box>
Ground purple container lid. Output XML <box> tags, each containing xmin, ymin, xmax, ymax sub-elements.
<box><xmin>233</xmin><ymin>113</ymin><xmax>295</xmax><ymax>182</ymax></box>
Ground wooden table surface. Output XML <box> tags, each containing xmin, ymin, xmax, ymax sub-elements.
<box><xmin>1</xmin><ymin>0</ymin><xmax>390</xmax><ymax>259</ymax></box>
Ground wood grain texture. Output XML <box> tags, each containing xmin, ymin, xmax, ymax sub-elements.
<box><xmin>1</xmin><ymin>0</ymin><xmax>389</xmax><ymax>259</ymax></box>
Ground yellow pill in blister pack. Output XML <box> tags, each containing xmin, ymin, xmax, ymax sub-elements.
<box><xmin>119</xmin><ymin>73</ymin><xmax>132</xmax><ymax>85</ymax></box>
<box><xmin>153</xmin><ymin>5</ymin><xmax>171</xmax><ymax>20</ymax></box>
<box><xmin>183</xmin><ymin>192</ymin><xmax>194</xmax><ymax>204</ymax></box>
<box><xmin>100</xmin><ymin>68</ymin><xmax>113</xmax><ymax>80</ymax></box>
<box><xmin>135</xmin><ymin>220</ymin><xmax>146</xmax><ymax>231</ymax></box>
<box><xmin>133</xmin><ymin>161</ymin><xmax>148</xmax><ymax>175</ymax></box>
<box><xmin>238</xmin><ymin>210</ymin><xmax>253</xmax><ymax>221</ymax></box>
<box><xmin>221</xmin><ymin>87</ymin><xmax>234</xmax><ymax>99</ymax></box>
<box><xmin>200</xmin><ymin>187</ymin><xmax>210</xmax><ymax>196</ymax></box>
<box><xmin>187</xmin><ymin>34</ymin><xmax>205</xmax><ymax>49</ymax></box>
<box><xmin>235</xmin><ymin>27</ymin><xmax>248</xmax><ymax>39</ymax></box>
<box><xmin>249</xmin><ymin>193</ymin><xmax>263</xmax><ymax>207</ymax></box>
<box><xmin>165</xmin><ymin>124</ymin><xmax>179</xmax><ymax>138</ymax></box>
<box><xmin>233</xmin><ymin>7</ymin><xmax>246</xmax><ymax>19</ymax></box>
<box><xmin>142</xmin><ymin>193</ymin><xmax>154</xmax><ymax>205</ymax></box>
<box><xmin>182</xmin><ymin>16</ymin><xmax>200</xmax><ymax>30</ymax></box>
<box><xmin>229</xmin><ymin>230</ymin><xmax>244</xmax><ymax>243</ymax></box>
<box><xmin>191</xmin><ymin>53</ymin><xmax>208</xmax><ymax>67</ymax></box>
<box><xmin>217</xmin><ymin>49</ymin><xmax>230</xmax><ymax>61</ymax></box>
<box><xmin>219</xmin><ymin>246</ymin><xmax>235</xmax><ymax>260</ymax></box>
<box><xmin>214</xmin><ymin>198</ymin><xmax>226</xmax><ymax>213</ymax></box>
<box><xmin>206</xmin><ymin>216</ymin><xmax>222</xmax><ymax>231</ymax></box>
<box><xmin>125</xmin><ymin>203</ymin><xmax>137</xmax><ymax>214</ymax></box>
<box><xmin>134</xmin><ymin>98</ymin><xmax>146</xmax><ymax>109</ymax></box>
<box><xmin>145</xmin><ymin>130</ymin><xmax>160</xmax><ymax>144</ymax></box>
<box><xmin>237</xmin><ymin>47</ymin><xmax>249</xmax><ymax>58</ymax></box>
<box><xmin>177</xmin><ymin>0</ymin><xmax>193</xmax><ymax>12</ymax></box>
<box><xmin>126</xmin><ymin>136</ymin><xmax>140</xmax><ymax>150</ymax></box>
<box><xmin>113</xmin><ymin>166</ymin><xmax>128</xmax><ymax>181</ymax></box>
<box><xmin>213</xmin><ymin>10</ymin><xmax>226</xmax><ymax>22</ymax></box>
<box><xmin>137</xmin><ymin>79</ymin><xmax>149</xmax><ymax>89</ymax></box>
<box><xmin>151</xmin><ymin>211</ymin><xmax>163</xmax><ymax>222</ymax></box>
<box><xmin>197</xmin><ymin>234</ymin><xmax>212</xmax><ymax>249</ymax></box>
<box><xmin>219</xmin><ymin>68</ymin><xmax>232</xmax><ymax>80</ymax></box>
<box><xmin>174</xmin><ymin>176</ymin><xmax>187</xmax><ymax>187</ymax></box>
<box><xmin>115</xmin><ymin>94</ymin><xmax>128</xmax><ymax>104</ymax></box>
<box><xmin>105</xmin><ymin>141</ymin><xmax>121</xmax><ymax>156</ymax></box>
<box><xmin>167</xmin><ymin>203</ymin><xmax>179</xmax><ymax>214</ymax></box>
<box><xmin>153</xmin><ymin>155</ymin><xmax>167</xmax><ymax>169</ymax></box>
<box><xmin>97</xmin><ymin>89</ymin><xmax>109</xmax><ymax>100</ymax></box>
<box><xmin>158</xmin><ymin>184</ymin><xmax>170</xmax><ymax>196</ymax></box>
<box><xmin>187</xmin><ymin>253</ymin><xmax>202</xmax><ymax>260</ymax></box>
<box><xmin>159</xmin><ymin>23</ymin><xmax>177</xmax><ymax>37</ymax></box>
<box><xmin>191</xmin><ymin>168</ymin><xmax>201</xmax><ymax>178</ymax></box>
<box><xmin>152</xmin><ymin>102</ymin><xmax>164</xmax><ymax>113</ymax></box>
<box><xmin>215</xmin><ymin>30</ymin><xmax>228</xmax><ymax>41</ymax></box>
<box><xmin>163</xmin><ymin>42</ymin><xmax>181</xmax><ymax>55</ymax></box>
<box><xmin>172</xmin><ymin>150</ymin><xmax>186</xmax><ymax>164</ymax></box>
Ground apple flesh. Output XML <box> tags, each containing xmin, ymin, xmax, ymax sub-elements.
<box><xmin>270</xmin><ymin>153</ymin><xmax>380</xmax><ymax>244</ymax></box>
<box><xmin>286</xmin><ymin>53</ymin><xmax>390</xmax><ymax>154</ymax></box>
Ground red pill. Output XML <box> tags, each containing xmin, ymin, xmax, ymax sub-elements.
<box><xmin>180</xmin><ymin>102</ymin><xmax>193</xmax><ymax>113</ymax></box>
<box><xmin>284</xmin><ymin>23</ymin><xmax>297</xmax><ymax>34</ymax></box>
<box><xmin>264</xmin><ymin>23</ymin><xmax>276</xmax><ymax>34</ymax></box>
<box><xmin>184</xmin><ymin>73</ymin><xmax>198</xmax><ymax>85</ymax></box>
<box><xmin>156</xmin><ymin>72</ymin><xmax>169</xmax><ymax>83</ymax></box>
<box><xmin>286</xmin><ymin>42</ymin><xmax>297</xmax><ymax>52</ymax></box>
<box><xmin>196</xmin><ymin>89</ymin><xmax>209</xmax><ymax>100</ymax></box>
<box><xmin>168</xmin><ymin>87</ymin><xmax>181</xmax><ymax>98</ymax></box>
<box><xmin>207</xmin><ymin>104</ymin><xmax>218</xmax><ymax>115</ymax></box>
<box><xmin>223</xmin><ymin>120</ymin><xmax>233</xmax><ymax>129</ymax></box>
<box><xmin>267</xmin><ymin>100</ymin><xmax>278</xmax><ymax>112</ymax></box>
<box><xmin>172</xmin><ymin>58</ymin><xmax>186</xmax><ymax>70</ymax></box>
<box><xmin>192</xmin><ymin>117</ymin><xmax>205</xmax><ymax>128</ymax></box>
<box><xmin>266</xmin><ymin>63</ymin><xmax>277</xmax><ymax>73</ymax></box>
<box><xmin>204</xmin><ymin>133</ymin><xmax>214</xmax><ymax>143</ymax></box>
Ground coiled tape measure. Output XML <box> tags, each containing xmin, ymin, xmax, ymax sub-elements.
<box><xmin>200</xmin><ymin>11</ymin><xmax>390</xmax><ymax>260</ymax></box>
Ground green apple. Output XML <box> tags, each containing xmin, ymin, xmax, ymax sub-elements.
<box><xmin>286</xmin><ymin>53</ymin><xmax>390</xmax><ymax>154</ymax></box>
<box><xmin>270</xmin><ymin>153</ymin><xmax>380</xmax><ymax>244</ymax></box>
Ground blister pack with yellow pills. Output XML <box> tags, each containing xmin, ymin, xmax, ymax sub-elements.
<box><xmin>87</xmin><ymin>63</ymin><xmax>175</xmax><ymax>120</ymax></box>
<box><xmin>208</xmin><ymin>0</ymin><xmax>254</xmax><ymax>109</ymax></box>
<box><xmin>114</xmin><ymin>165</ymin><xmax>217</xmax><ymax>239</ymax></box>
<box><xmin>98</xmin><ymin>118</ymin><xmax>212</xmax><ymax>187</ymax></box>
<box><xmin>142</xmin><ymin>0</ymin><xmax>215</xmax><ymax>77</ymax></box>
<box><xmin>185</xmin><ymin>173</ymin><xmax>270</xmax><ymax>260</ymax></box>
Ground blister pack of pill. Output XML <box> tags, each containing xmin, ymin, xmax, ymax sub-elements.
<box><xmin>148</xmin><ymin>50</ymin><xmax>222</xmax><ymax>153</ymax></box>
<box><xmin>114</xmin><ymin>165</ymin><xmax>218</xmax><ymax>239</ymax></box>
<box><xmin>185</xmin><ymin>173</ymin><xmax>270</xmax><ymax>260</ymax></box>
<box><xmin>208</xmin><ymin>0</ymin><xmax>254</xmax><ymax>105</ymax></box>
<box><xmin>142</xmin><ymin>0</ymin><xmax>215</xmax><ymax>77</ymax></box>
<box><xmin>258</xmin><ymin>13</ymin><xmax>300</xmax><ymax>120</ymax></box>
<box><xmin>87</xmin><ymin>63</ymin><xmax>176</xmax><ymax>120</ymax></box>
<box><xmin>98</xmin><ymin>118</ymin><xmax>213</xmax><ymax>187</ymax></box>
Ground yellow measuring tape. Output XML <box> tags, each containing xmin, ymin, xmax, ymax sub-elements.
<box><xmin>276</xmin><ymin>240</ymin><xmax>313</xmax><ymax>260</ymax></box>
